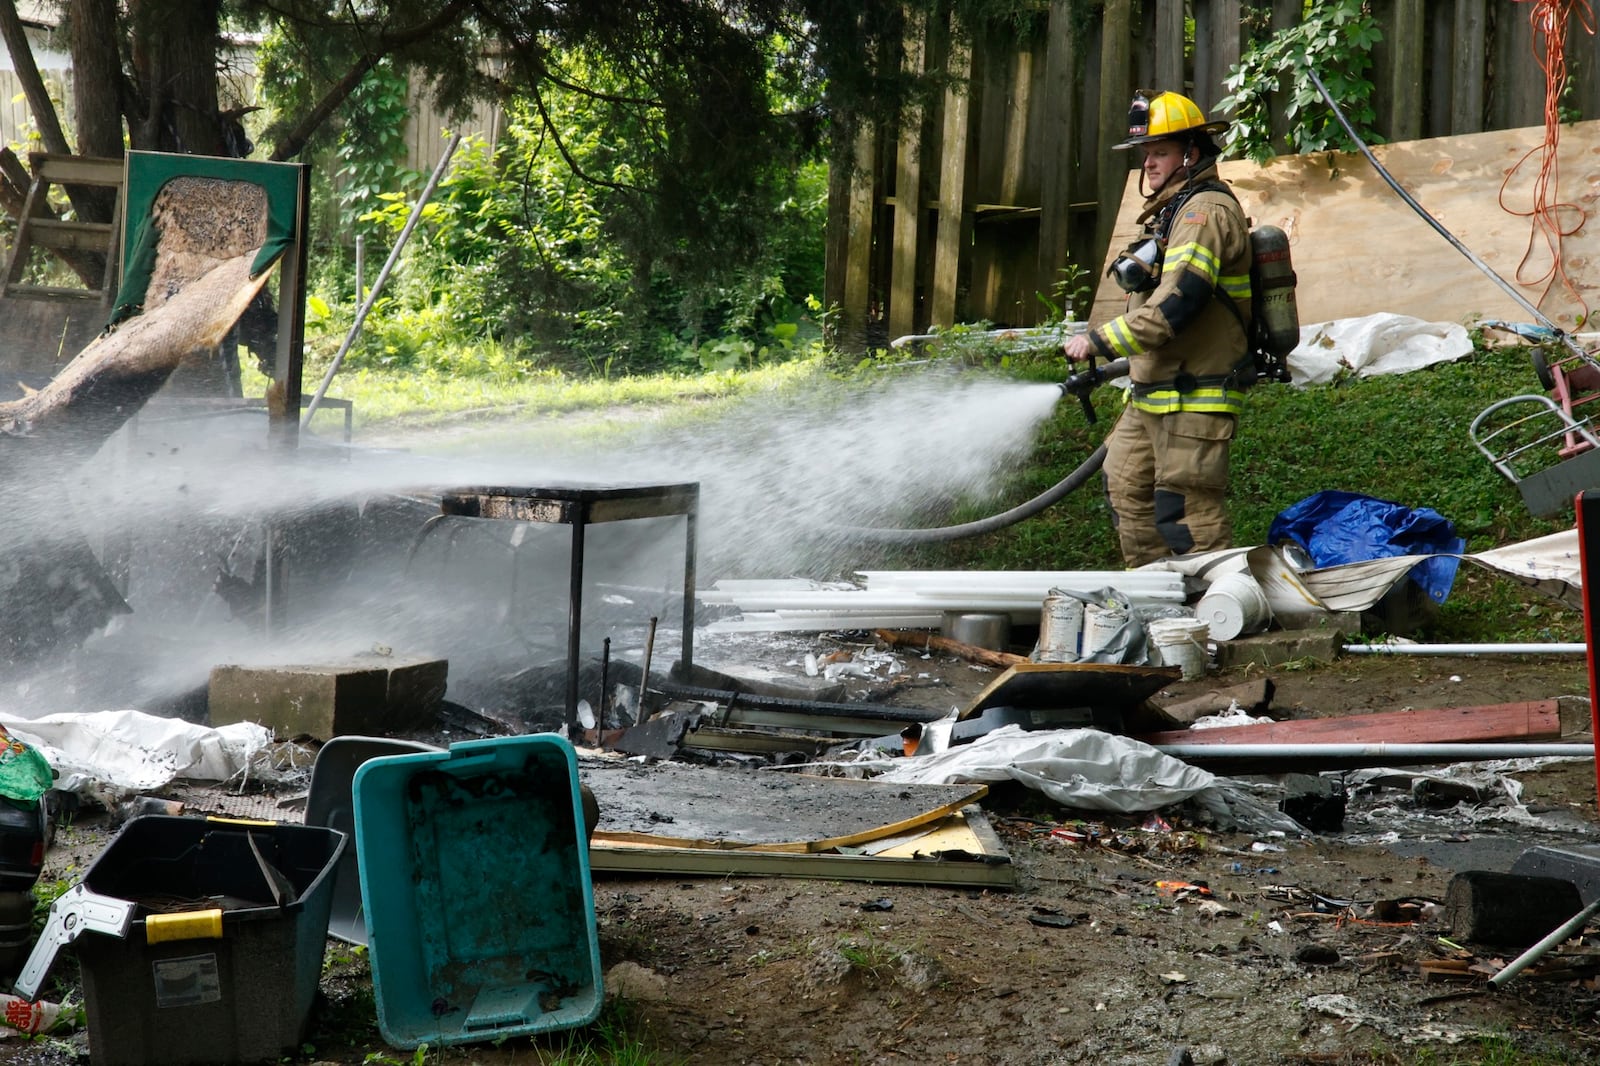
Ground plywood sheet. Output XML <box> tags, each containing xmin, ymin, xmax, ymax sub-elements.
<box><xmin>589</xmin><ymin>809</ymin><xmax>1016</xmax><ymax>888</ymax></box>
<box><xmin>1090</xmin><ymin>120</ymin><xmax>1600</xmax><ymax>331</ymax></box>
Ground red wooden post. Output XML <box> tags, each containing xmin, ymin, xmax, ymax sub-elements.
<box><xmin>1576</xmin><ymin>490</ymin><xmax>1600</xmax><ymax>803</ymax></box>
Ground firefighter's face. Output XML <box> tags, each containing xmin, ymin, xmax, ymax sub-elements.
<box><xmin>1141</xmin><ymin>139</ymin><xmax>1190</xmax><ymax>192</ymax></box>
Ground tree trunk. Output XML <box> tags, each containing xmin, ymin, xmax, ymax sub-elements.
<box><xmin>129</xmin><ymin>0</ymin><xmax>226</xmax><ymax>155</ymax></box>
<box><xmin>68</xmin><ymin>0</ymin><xmax>127</xmax><ymax>161</ymax></box>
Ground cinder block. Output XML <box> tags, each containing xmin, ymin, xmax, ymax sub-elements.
<box><xmin>376</xmin><ymin>655</ymin><xmax>449</xmax><ymax>729</ymax></box>
<box><xmin>1213</xmin><ymin>628</ymin><xmax>1345</xmax><ymax>670</ymax></box>
<box><xmin>209</xmin><ymin>663</ymin><xmax>390</xmax><ymax>739</ymax></box>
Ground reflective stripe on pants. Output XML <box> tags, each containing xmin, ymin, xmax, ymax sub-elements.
<box><xmin>1102</xmin><ymin>406</ymin><xmax>1235</xmax><ymax>567</ymax></box>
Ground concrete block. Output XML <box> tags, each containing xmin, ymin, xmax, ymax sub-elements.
<box><xmin>210</xmin><ymin>663</ymin><xmax>389</xmax><ymax>739</ymax></box>
<box><xmin>208</xmin><ymin>654</ymin><xmax>448</xmax><ymax>739</ymax></box>
<box><xmin>379</xmin><ymin>655</ymin><xmax>449</xmax><ymax>728</ymax></box>
<box><xmin>1445</xmin><ymin>870</ymin><xmax>1583</xmax><ymax>948</ymax></box>
<box><xmin>1213</xmin><ymin>628</ymin><xmax>1345</xmax><ymax>670</ymax></box>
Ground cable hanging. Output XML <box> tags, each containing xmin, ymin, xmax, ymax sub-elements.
<box><xmin>1502</xmin><ymin>0</ymin><xmax>1596</xmax><ymax>326</ymax></box>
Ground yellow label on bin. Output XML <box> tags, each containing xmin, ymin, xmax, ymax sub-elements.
<box><xmin>205</xmin><ymin>815</ymin><xmax>277</xmax><ymax>828</ymax></box>
<box><xmin>145</xmin><ymin>909</ymin><xmax>224</xmax><ymax>943</ymax></box>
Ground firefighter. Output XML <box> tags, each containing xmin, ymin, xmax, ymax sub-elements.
<box><xmin>1062</xmin><ymin>90</ymin><xmax>1253</xmax><ymax>568</ymax></box>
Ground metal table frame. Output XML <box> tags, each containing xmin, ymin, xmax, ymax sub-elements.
<box><xmin>428</xmin><ymin>483</ymin><xmax>699</xmax><ymax>731</ymax></box>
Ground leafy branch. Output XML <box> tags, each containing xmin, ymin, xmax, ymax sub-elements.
<box><xmin>1217</xmin><ymin>0</ymin><xmax>1384</xmax><ymax>164</ymax></box>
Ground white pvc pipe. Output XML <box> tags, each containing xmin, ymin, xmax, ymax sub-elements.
<box><xmin>1343</xmin><ymin>642</ymin><xmax>1586</xmax><ymax>656</ymax></box>
<box><xmin>1156</xmin><ymin>743</ymin><xmax>1594</xmax><ymax>766</ymax></box>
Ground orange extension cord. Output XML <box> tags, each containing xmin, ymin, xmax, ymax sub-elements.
<box><xmin>1504</xmin><ymin>0</ymin><xmax>1596</xmax><ymax>325</ymax></box>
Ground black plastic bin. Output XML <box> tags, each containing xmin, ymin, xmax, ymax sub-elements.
<box><xmin>71</xmin><ymin>816</ymin><xmax>345</xmax><ymax>1066</ymax></box>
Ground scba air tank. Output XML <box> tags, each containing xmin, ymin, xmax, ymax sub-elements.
<box><xmin>1250</xmin><ymin>224</ymin><xmax>1299</xmax><ymax>357</ymax></box>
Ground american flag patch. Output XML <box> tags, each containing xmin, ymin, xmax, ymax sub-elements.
<box><xmin>1180</xmin><ymin>209</ymin><xmax>1207</xmax><ymax>226</ymax></box>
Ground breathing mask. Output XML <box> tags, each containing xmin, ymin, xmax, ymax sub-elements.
<box><xmin>1108</xmin><ymin>236</ymin><xmax>1163</xmax><ymax>293</ymax></box>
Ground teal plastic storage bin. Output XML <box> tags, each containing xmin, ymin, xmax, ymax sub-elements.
<box><xmin>352</xmin><ymin>734</ymin><xmax>602</xmax><ymax>1048</ymax></box>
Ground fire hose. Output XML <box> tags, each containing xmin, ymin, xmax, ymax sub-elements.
<box><xmin>835</xmin><ymin>357</ymin><xmax>1127</xmax><ymax>545</ymax></box>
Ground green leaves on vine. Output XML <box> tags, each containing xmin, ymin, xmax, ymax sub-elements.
<box><xmin>1218</xmin><ymin>1</ymin><xmax>1385</xmax><ymax>163</ymax></box>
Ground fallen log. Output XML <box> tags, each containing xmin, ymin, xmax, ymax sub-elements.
<box><xmin>874</xmin><ymin>628</ymin><xmax>1028</xmax><ymax>670</ymax></box>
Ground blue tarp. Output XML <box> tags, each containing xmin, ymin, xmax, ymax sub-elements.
<box><xmin>1267</xmin><ymin>491</ymin><xmax>1466</xmax><ymax>604</ymax></box>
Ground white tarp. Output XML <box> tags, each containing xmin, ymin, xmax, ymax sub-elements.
<box><xmin>872</xmin><ymin>725</ymin><xmax>1302</xmax><ymax>833</ymax></box>
<box><xmin>1287</xmin><ymin>313</ymin><xmax>1474</xmax><ymax>386</ymax></box>
<box><xmin>6</xmin><ymin>709</ymin><xmax>286</xmax><ymax>805</ymax></box>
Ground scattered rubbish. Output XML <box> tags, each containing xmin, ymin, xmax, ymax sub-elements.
<box><xmin>859</xmin><ymin>897</ymin><xmax>894</xmax><ymax>912</ymax></box>
<box><xmin>1295</xmin><ymin>943</ymin><xmax>1341</xmax><ymax>966</ymax></box>
<box><xmin>5</xmin><ymin>710</ymin><xmax>290</xmax><ymax>808</ymax></box>
<box><xmin>872</xmin><ymin>726</ymin><xmax>1302</xmax><ymax>834</ymax></box>
<box><xmin>1152</xmin><ymin>679</ymin><xmax>1275</xmax><ymax>727</ymax></box>
<box><xmin>1155</xmin><ymin>880</ymin><xmax>1212</xmax><ymax>900</ymax></box>
<box><xmin>1027</xmin><ymin>908</ymin><xmax>1084</xmax><ymax>929</ymax></box>
<box><xmin>0</xmin><ymin>993</ymin><xmax>63</xmax><ymax>1037</ymax></box>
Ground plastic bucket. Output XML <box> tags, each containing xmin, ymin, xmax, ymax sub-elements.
<box><xmin>1082</xmin><ymin>603</ymin><xmax>1128</xmax><ymax>657</ymax></box>
<box><xmin>1036</xmin><ymin>592</ymin><xmax>1083</xmax><ymax>662</ymax></box>
<box><xmin>1196</xmin><ymin>572</ymin><xmax>1272</xmax><ymax>641</ymax></box>
<box><xmin>1148</xmin><ymin>618</ymin><xmax>1210</xmax><ymax>680</ymax></box>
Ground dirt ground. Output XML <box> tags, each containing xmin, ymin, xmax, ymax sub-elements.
<box><xmin>3</xmin><ymin>639</ymin><xmax>1599</xmax><ymax>1066</ymax></box>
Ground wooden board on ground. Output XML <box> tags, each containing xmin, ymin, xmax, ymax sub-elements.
<box><xmin>588</xmin><ymin>807</ymin><xmax>1016</xmax><ymax>889</ymax></box>
<box><xmin>583</xmin><ymin>759</ymin><xmax>987</xmax><ymax>853</ymax></box>
<box><xmin>1090</xmin><ymin>120</ymin><xmax>1600</xmax><ymax>330</ymax></box>
<box><xmin>959</xmin><ymin>661</ymin><xmax>1179</xmax><ymax>721</ymax></box>
<box><xmin>1131</xmin><ymin>700</ymin><xmax>1563</xmax><ymax>748</ymax></box>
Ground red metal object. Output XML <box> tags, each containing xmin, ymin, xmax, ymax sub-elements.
<box><xmin>1577</xmin><ymin>490</ymin><xmax>1600</xmax><ymax>805</ymax></box>
<box><xmin>1529</xmin><ymin>344</ymin><xmax>1600</xmax><ymax>460</ymax></box>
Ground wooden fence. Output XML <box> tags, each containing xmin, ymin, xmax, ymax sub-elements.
<box><xmin>823</xmin><ymin>0</ymin><xmax>1600</xmax><ymax>350</ymax></box>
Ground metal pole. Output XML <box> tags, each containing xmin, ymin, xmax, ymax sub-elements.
<box><xmin>1343</xmin><ymin>642</ymin><xmax>1587</xmax><ymax>656</ymax></box>
<box><xmin>1155</xmin><ymin>741</ymin><xmax>1594</xmax><ymax>769</ymax></box>
<box><xmin>303</xmin><ymin>133</ymin><xmax>462</xmax><ymax>428</ymax></box>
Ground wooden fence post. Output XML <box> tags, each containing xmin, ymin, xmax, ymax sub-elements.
<box><xmin>1451</xmin><ymin>0</ymin><xmax>1488</xmax><ymax>134</ymax></box>
<box><xmin>1035</xmin><ymin>0</ymin><xmax>1077</xmax><ymax>305</ymax></box>
<box><xmin>888</xmin><ymin>10</ymin><xmax>929</xmax><ymax>341</ymax></box>
<box><xmin>931</xmin><ymin>24</ymin><xmax>972</xmax><ymax>329</ymax></box>
<box><xmin>1095</xmin><ymin>0</ymin><xmax>1134</xmax><ymax>270</ymax></box>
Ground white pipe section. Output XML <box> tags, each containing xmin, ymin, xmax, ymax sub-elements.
<box><xmin>1156</xmin><ymin>742</ymin><xmax>1593</xmax><ymax>763</ymax></box>
<box><xmin>1488</xmin><ymin>896</ymin><xmax>1600</xmax><ymax>987</ymax></box>
<box><xmin>1343</xmin><ymin>642</ymin><xmax>1586</xmax><ymax>656</ymax></box>
<box><xmin>857</xmin><ymin>572</ymin><xmax>1182</xmax><ymax>590</ymax></box>
<box><xmin>696</xmin><ymin>590</ymin><xmax>1183</xmax><ymax>610</ymax></box>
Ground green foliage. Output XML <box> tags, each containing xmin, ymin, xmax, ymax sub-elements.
<box><xmin>1218</xmin><ymin>0</ymin><xmax>1384</xmax><ymax>163</ymax></box>
<box><xmin>333</xmin><ymin>62</ymin><xmax>421</xmax><ymax>242</ymax></box>
<box><xmin>337</xmin><ymin>80</ymin><xmax>832</xmax><ymax>375</ymax></box>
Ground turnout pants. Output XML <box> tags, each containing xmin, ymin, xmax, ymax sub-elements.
<box><xmin>1102</xmin><ymin>405</ymin><xmax>1235</xmax><ymax>567</ymax></box>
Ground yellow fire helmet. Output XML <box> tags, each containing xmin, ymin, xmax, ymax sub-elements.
<box><xmin>1112</xmin><ymin>90</ymin><xmax>1230</xmax><ymax>149</ymax></box>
